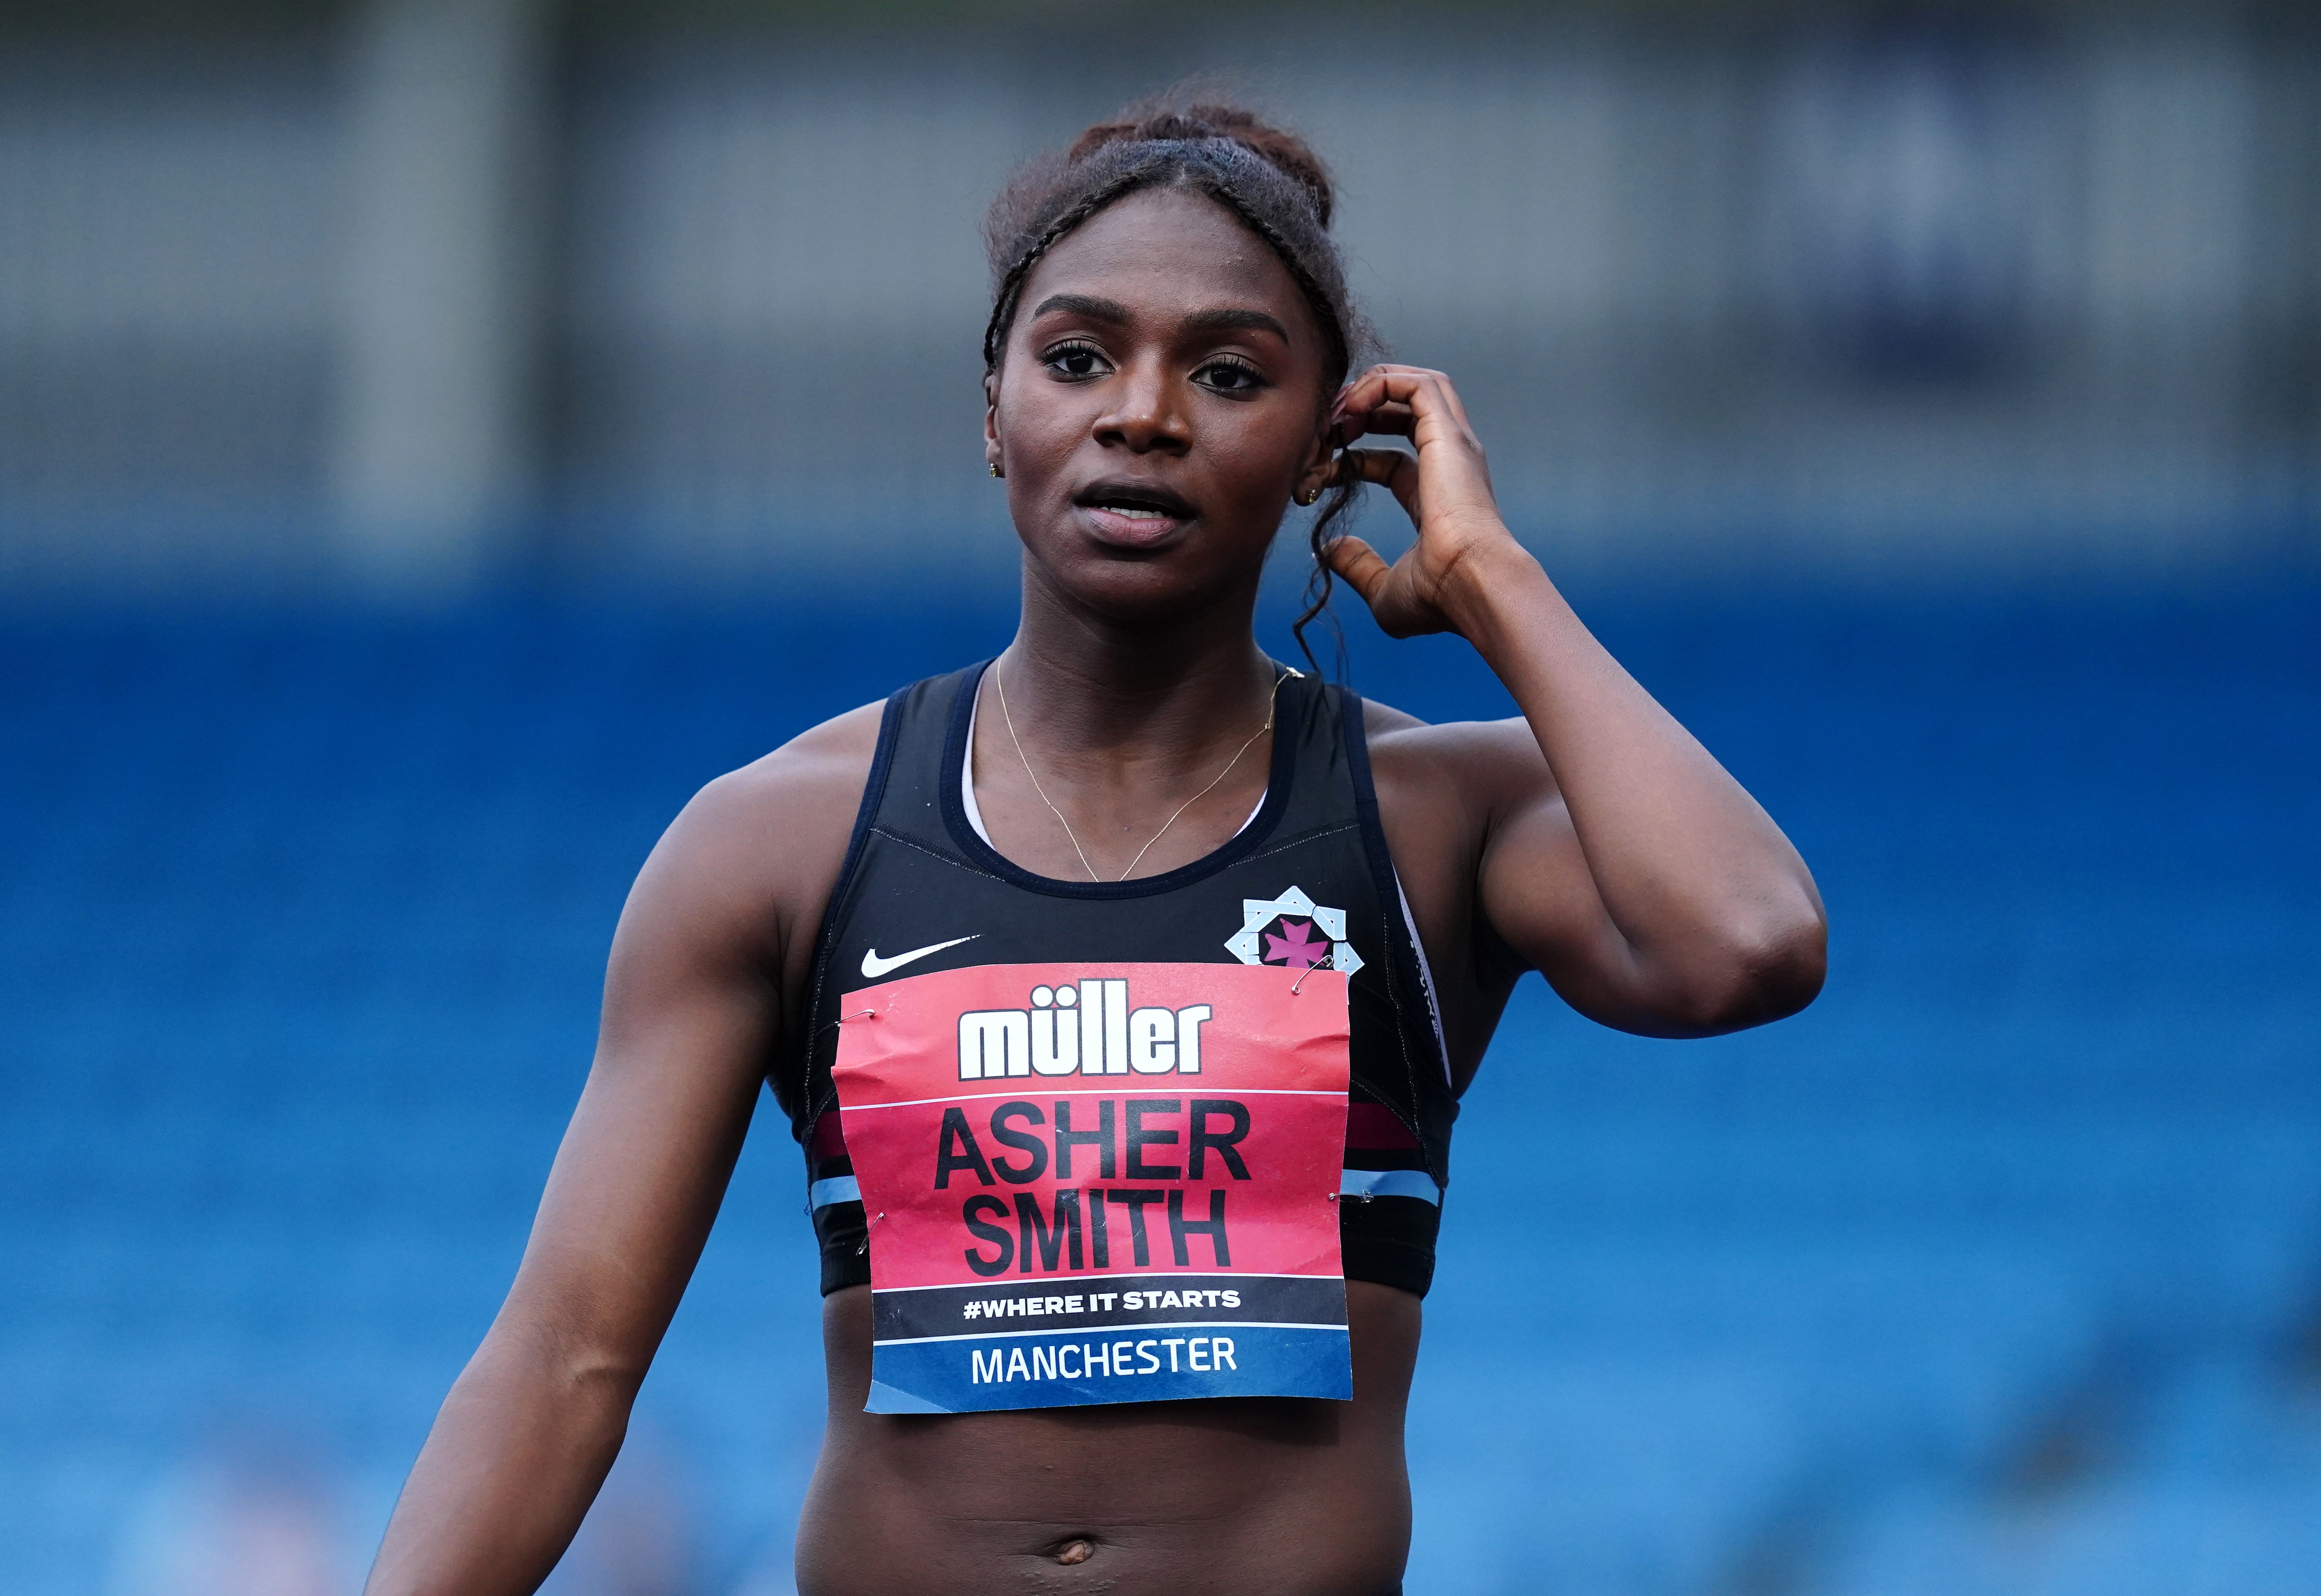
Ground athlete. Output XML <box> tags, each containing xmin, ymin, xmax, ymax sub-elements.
<box><xmin>362</xmin><ymin>102</ymin><xmax>1826</xmax><ymax>1596</ymax></box>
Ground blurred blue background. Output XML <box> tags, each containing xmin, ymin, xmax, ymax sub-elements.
<box><xmin>2</xmin><ymin>3</ymin><xmax>2317</xmax><ymax>1594</ymax></box>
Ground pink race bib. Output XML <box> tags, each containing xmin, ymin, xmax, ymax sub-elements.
<box><xmin>832</xmin><ymin>961</ymin><xmax>1353</xmax><ymax>1413</ymax></box>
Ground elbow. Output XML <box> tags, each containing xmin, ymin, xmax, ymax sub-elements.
<box><xmin>1661</xmin><ymin>901</ymin><xmax>1828</xmax><ymax>1036</ymax></box>
<box><xmin>562</xmin><ymin>1344</ymin><xmax>653</xmax><ymax>1405</ymax></box>
<box><xmin>484</xmin><ymin>1288</ymin><xmax>655</xmax><ymax>1412</ymax></box>
<box><xmin>1754</xmin><ymin>911</ymin><xmax>1829</xmax><ymax>1024</ymax></box>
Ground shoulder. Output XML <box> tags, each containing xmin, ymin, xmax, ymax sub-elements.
<box><xmin>626</xmin><ymin>699</ymin><xmax>889</xmax><ymax>965</ymax></box>
<box><xmin>1358</xmin><ymin>697</ymin><xmax>1557</xmax><ymax>813</ymax></box>
<box><xmin>1354</xmin><ymin>696</ymin><xmax>1565</xmax><ymax>934</ymax></box>
<box><xmin>1350</xmin><ymin>695</ymin><xmax>1567</xmax><ymax>1007</ymax></box>
<box><xmin>703</xmin><ymin>698</ymin><xmax>889</xmax><ymax>833</ymax></box>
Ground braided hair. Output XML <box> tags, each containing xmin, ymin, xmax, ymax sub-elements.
<box><xmin>982</xmin><ymin>100</ymin><xmax>1378</xmax><ymax>675</ymax></box>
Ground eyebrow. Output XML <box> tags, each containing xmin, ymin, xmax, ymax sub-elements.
<box><xmin>1029</xmin><ymin>293</ymin><xmax>1133</xmax><ymax>324</ymax></box>
<box><xmin>1181</xmin><ymin>307</ymin><xmax>1291</xmax><ymax>340</ymax></box>
<box><xmin>1028</xmin><ymin>294</ymin><xmax>1291</xmax><ymax>343</ymax></box>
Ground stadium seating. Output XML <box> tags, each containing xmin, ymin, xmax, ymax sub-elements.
<box><xmin>0</xmin><ymin>576</ymin><xmax>2313</xmax><ymax>1594</ymax></box>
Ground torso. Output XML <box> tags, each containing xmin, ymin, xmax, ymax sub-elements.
<box><xmin>728</xmin><ymin>666</ymin><xmax>1534</xmax><ymax>1596</ymax></box>
<box><xmin>799</xmin><ymin>1279</ymin><xmax>1421</xmax><ymax>1596</ymax></box>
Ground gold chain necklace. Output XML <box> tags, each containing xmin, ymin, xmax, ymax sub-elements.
<box><xmin>990</xmin><ymin>660</ymin><xmax>1290</xmax><ymax>883</ymax></box>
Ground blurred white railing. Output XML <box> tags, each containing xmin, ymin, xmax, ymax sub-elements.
<box><xmin>0</xmin><ymin>6</ymin><xmax>2314</xmax><ymax>592</ymax></box>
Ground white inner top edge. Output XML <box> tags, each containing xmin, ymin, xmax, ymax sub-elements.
<box><xmin>959</xmin><ymin>672</ymin><xmax>1453</xmax><ymax>1087</ymax></box>
<box><xmin>961</xmin><ymin>676</ymin><xmax>1265</xmax><ymax>850</ymax></box>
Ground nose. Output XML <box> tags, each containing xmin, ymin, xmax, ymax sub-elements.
<box><xmin>1091</xmin><ymin>356</ymin><xmax>1190</xmax><ymax>456</ymax></box>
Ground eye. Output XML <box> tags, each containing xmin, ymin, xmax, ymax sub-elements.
<box><xmin>1194</xmin><ymin>358</ymin><xmax>1265</xmax><ymax>395</ymax></box>
<box><xmin>1041</xmin><ymin>341</ymin><xmax>1111</xmax><ymax>380</ymax></box>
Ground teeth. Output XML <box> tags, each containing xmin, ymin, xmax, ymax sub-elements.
<box><xmin>1102</xmin><ymin>505</ymin><xmax>1170</xmax><ymax>520</ymax></box>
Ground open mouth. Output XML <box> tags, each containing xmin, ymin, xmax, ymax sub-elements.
<box><xmin>1074</xmin><ymin>482</ymin><xmax>1196</xmax><ymax>546</ymax></box>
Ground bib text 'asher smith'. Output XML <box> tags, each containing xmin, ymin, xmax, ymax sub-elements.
<box><xmin>832</xmin><ymin>961</ymin><xmax>1353</xmax><ymax>1414</ymax></box>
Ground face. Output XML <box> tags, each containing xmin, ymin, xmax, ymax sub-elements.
<box><xmin>985</xmin><ymin>186</ymin><xmax>1338</xmax><ymax>619</ymax></box>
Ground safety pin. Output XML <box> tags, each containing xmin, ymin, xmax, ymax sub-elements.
<box><xmin>1290</xmin><ymin>962</ymin><xmax>1320</xmax><ymax>995</ymax></box>
<box><xmin>855</xmin><ymin>1210</ymin><xmax>887</xmax><ymax>1256</ymax></box>
<box><xmin>825</xmin><ymin>1006</ymin><xmax>879</xmax><ymax>1031</ymax></box>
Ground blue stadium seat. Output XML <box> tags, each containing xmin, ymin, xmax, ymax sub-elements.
<box><xmin>2</xmin><ymin>583</ymin><xmax>2315</xmax><ymax>1595</ymax></box>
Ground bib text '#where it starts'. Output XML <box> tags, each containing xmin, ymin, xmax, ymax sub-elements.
<box><xmin>831</xmin><ymin>961</ymin><xmax>1354</xmax><ymax>1414</ymax></box>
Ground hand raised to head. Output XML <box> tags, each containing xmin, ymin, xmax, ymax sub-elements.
<box><xmin>1321</xmin><ymin>365</ymin><xmax>1522</xmax><ymax>640</ymax></box>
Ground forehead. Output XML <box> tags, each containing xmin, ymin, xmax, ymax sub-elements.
<box><xmin>1016</xmin><ymin>186</ymin><xmax>1316</xmax><ymax>335</ymax></box>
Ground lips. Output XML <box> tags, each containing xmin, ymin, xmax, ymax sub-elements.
<box><xmin>1073</xmin><ymin>480</ymin><xmax>1196</xmax><ymax>548</ymax></box>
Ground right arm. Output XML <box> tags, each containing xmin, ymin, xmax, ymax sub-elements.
<box><xmin>362</xmin><ymin>709</ymin><xmax>878</xmax><ymax>1596</ymax></box>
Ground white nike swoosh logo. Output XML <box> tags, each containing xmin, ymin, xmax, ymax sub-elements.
<box><xmin>861</xmin><ymin>935</ymin><xmax>979</xmax><ymax>979</ymax></box>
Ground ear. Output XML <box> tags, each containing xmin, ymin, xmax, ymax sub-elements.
<box><xmin>1293</xmin><ymin>402</ymin><xmax>1338</xmax><ymax>505</ymax></box>
<box><xmin>983</xmin><ymin>373</ymin><xmax>1003</xmax><ymax>477</ymax></box>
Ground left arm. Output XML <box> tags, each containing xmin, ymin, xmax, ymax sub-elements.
<box><xmin>1327</xmin><ymin>365</ymin><xmax>1826</xmax><ymax>1038</ymax></box>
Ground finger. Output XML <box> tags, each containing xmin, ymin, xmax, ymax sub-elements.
<box><xmin>1334</xmin><ymin>446</ymin><xmax>1422</xmax><ymax>520</ymax></box>
<box><xmin>1330</xmin><ymin>391</ymin><xmax>1426</xmax><ymax>448</ymax></box>
<box><xmin>1334</xmin><ymin>446</ymin><xmax>1417</xmax><ymax>490</ymax></box>
<box><xmin>1322</xmin><ymin>534</ymin><xmax>1395</xmax><ymax>610</ymax></box>
<box><xmin>1379</xmin><ymin>376</ymin><xmax>1486</xmax><ymax>466</ymax></box>
<box><xmin>1349</xmin><ymin>366</ymin><xmax>1473</xmax><ymax>437</ymax></box>
<box><xmin>1330</xmin><ymin>406</ymin><xmax>1414</xmax><ymax>447</ymax></box>
<box><xmin>1333</xmin><ymin>368</ymin><xmax>1455</xmax><ymax>443</ymax></box>
<box><xmin>1332</xmin><ymin>366</ymin><xmax>1419</xmax><ymax>429</ymax></box>
<box><xmin>1345</xmin><ymin>364</ymin><xmax>1449</xmax><ymax>393</ymax></box>
<box><xmin>1416</xmin><ymin>371</ymin><xmax>1475</xmax><ymax>436</ymax></box>
<box><xmin>1332</xmin><ymin>366</ymin><xmax>1407</xmax><ymax>421</ymax></box>
<box><xmin>1388</xmin><ymin>369</ymin><xmax>1477</xmax><ymax>445</ymax></box>
<box><xmin>1334</xmin><ymin>445</ymin><xmax>1400</xmax><ymax>483</ymax></box>
<box><xmin>1372</xmin><ymin>366</ymin><xmax>1475</xmax><ymax>434</ymax></box>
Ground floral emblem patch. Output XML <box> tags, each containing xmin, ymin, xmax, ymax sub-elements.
<box><xmin>1224</xmin><ymin>885</ymin><xmax>1364</xmax><ymax>976</ymax></box>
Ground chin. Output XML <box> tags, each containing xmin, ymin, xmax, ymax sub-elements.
<box><xmin>1024</xmin><ymin>538</ymin><xmax>1242</xmax><ymax>623</ymax></box>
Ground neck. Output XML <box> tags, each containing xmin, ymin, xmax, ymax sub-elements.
<box><xmin>1002</xmin><ymin>558</ymin><xmax>1279</xmax><ymax>771</ymax></box>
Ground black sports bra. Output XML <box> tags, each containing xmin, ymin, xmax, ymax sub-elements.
<box><xmin>779</xmin><ymin>661</ymin><xmax>1458</xmax><ymax>1297</ymax></box>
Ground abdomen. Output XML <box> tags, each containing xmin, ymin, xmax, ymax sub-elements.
<box><xmin>796</xmin><ymin>1282</ymin><xmax>1421</xmax><ymax>1596</ymax></box>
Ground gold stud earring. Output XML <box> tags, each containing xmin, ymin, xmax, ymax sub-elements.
<box><xmin>989</xmin><ymin>463</ymin><xmax>1002</xmax><ymax>478</ymax></box>
<box><xmin>1295</xmin><ymin>486</ymin><xmax>1319</xmax><ymax>507</ymax></box>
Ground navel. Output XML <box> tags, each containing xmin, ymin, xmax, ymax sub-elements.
<box><xmin>1054</xmin><ymin>1537</ymin><xmax>1095</xmax><ymax>1565</ymax></box>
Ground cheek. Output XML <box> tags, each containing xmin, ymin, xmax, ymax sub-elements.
<box><xmin>1210</xmin><ymin>404</ymin><xmax>1320</xmax><ymax>492</ymax></box>
<box><xmin>996</xmin><ymin>386</ymin><xmax>1087</xmax><ymax>472</ymax></box>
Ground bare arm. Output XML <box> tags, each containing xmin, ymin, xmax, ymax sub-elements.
<box><xmin>1330</xmin><ymin>366</ymin><xmax>1826</xmax><ymax>1038</ymax></box>
<box><xmin>362</xmin><ymin>714</ymin><xmax>876</xmax><ymax>1596</ymax></box>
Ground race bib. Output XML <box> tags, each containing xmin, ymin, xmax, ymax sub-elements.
<box><xmin>832</xmin><ymin>961</ymin><xmax>1353</xmax><ymax>1414</ymax></box>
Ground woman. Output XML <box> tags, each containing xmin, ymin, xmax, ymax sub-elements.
<box><xmin>362</xmin><ymin>103</ymin><xmax>1826</xmax><ymax>1596</ymax></box>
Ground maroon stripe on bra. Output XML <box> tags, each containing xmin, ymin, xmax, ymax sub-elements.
<box><xmin>1344</xmin><ymin>1102</ymin><xmax>1421</xmax><ymax>1150</ymax></box>
<box><xmin>808</xmin><ymin>1112</ymin><xmax>848</xmax><ymax>1160</ymax></box>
